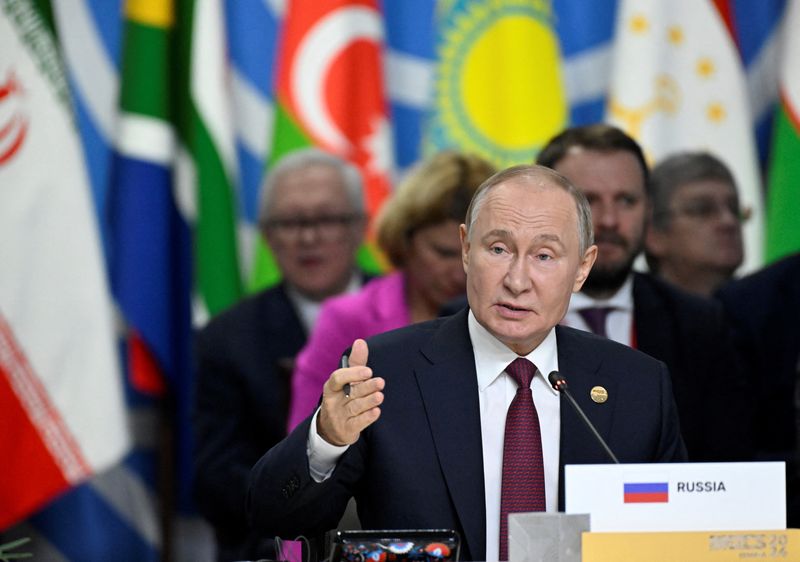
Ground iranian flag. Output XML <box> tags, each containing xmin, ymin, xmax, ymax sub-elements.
<box><xmin>766</xmin><ymin>0</ymin><xmax>800</xmax><ymax>263</ymax></box>
<box><xmin>0</xmin><ymin>0</ymin><xmax>128</xmax><ymax>528</ymax></box>
<box><xmin>607</xmin><ymin>0</ymin><xmax>765</xmax><ymax>273</ymax></box>
<box><xmin>252</xmin><ymin>0</ymin><xmax>394</xmax><ymax>286</ymax></box>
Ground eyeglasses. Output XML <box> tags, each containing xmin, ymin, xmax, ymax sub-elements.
<box><xmin>665</xmin><ymin>199</ymin><xmax>750</xmax><ymax>223</ymax></box>
<box><xmin>264</xmin><ymin>213</ymin><xmax>362</xmax><ymax>241</ymax></box>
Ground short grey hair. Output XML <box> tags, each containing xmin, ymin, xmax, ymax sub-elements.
<box><xmin>464</xmin><ymin>164</ymin><xmax>594</xmax><ymax>255</ymax></box>
<box><xmin>649</xmin><ymin>151</ymin><xmax>738</xmax><ymax>230</ymax></box>
<box><xmin>257</xmin><ymin>148</ymin><xmax>365</xmax><ymax>226</ymax></box>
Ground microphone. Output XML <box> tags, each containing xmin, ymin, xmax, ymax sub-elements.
<box><xmin>548</xmin><ymin>371</ymin><xmax>619</xmax><ymax>464</ymax></box>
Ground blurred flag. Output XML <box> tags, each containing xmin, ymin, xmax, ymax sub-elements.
<box><xmin>223</xmin><ymin>0</ymin><xmax>283</xmax><ymax>287</ymax></box>
<box><xmin>106</xmin><ymin>0</ymin><xmax>197</xmax><ymax>552</ymax></box>
<box><xmin>107</xmin><ymin>0</ymin><xmax>243</xmax><ymax>557</ymax></box>
<box><xmin>0</xmin><ymin>0</ymin><xmax>128</xmax><ymax>531</ymax></box>
<box><xmin>607</xmin><ymin>0</ymin><xmax>765</xmax><ymax>273</ymax></box>
<box><xmin>426</xmin><ymin>0</ymin><xmax>568</xmax><ymax>167</ymax></box>
<box><xmin>176</xmin><ymin>0</ymin><xmax>243</xmax><ymax>320</ymax></box>
<box><xmin>251</xmin><ymin>0</ymin><xmax>394</xmax><ymax>288</ymax></box>
<box><xmin>766</xmin><ymin>0</ymin><xmax>800</xmax><ymax>262</ymax></box>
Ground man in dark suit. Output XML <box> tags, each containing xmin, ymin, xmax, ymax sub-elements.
<box><xmin>248</xmin><ymin>165</ymin><xmax>686</xmax><ymax>562</ymax></box>
<box><xmin>193</xmin><ymin>148</ymin><xmax>367</xmax><ymax>561</ymax></box>
<box><xmin>717</xmin><ymin>253</ymin><xmax>800</xmax><ymax>527</ymax></box>
<box><xmin>536</xmin><ymin>124</ymin><xmax>753</xmax><ymax>462</ymax></box>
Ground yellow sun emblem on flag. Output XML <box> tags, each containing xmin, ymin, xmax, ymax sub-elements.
<box><xmin>433</xmin><ymin>0</ymin><xmax>567</xmax><ymax>167</ymax></box>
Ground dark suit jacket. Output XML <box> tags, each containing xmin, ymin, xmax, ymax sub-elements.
<box><xmin>193</xmin><ymin>283</ymin><xmax>307</xmax><ymax>560</ymax></box>
<box><xmin>632</xmin><ymin>273</ymin><xmax>754</xmax><ymax>462</ymax></box>
<box><xmin>247</xmin><ymin>309</ymin><xmax>686</xmax><ymax>561</ymax></box>
<box><xmin>440</xmin><ymin>274</ymin><xmax>754</xmax><ymax>462</ymax></box>
<box><xmin>717</xmin><ymin>254</ymin><xmax>800</xmax><ymax>526</ymax></box>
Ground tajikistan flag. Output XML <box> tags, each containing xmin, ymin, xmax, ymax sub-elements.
<box><xmin>607</xmin><ymin>0</ymin><xmax>765</xmax><ymax>273</ymax></box>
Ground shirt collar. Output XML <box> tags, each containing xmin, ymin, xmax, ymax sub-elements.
<box><xmin>286</xmin><ymin>272</ymin><xmax>362</xmax><ymax>333</ymax></box>
<box><xmin>467</xmin><ymin>310</ymin><xmax>559</xmax><ymax>395</ymax></box>
<box><xmin>570</xmin><ymin>273</ymin><xmax>634</xmax><ymax>312</ymax></box>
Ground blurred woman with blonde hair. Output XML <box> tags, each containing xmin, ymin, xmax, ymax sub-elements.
<box><xmin>287</xmin><ymin>151</ymin><xmax>495</xmax><ymax>429</ymax></box>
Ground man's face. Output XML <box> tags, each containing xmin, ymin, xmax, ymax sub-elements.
<box><xmin>264</xmin><ymin>164</ymin><xmax>364</xmax><ymax>301</ymax></box>
<box><xmin>461</xmin><ymin>179</ymin><xmax>597</xmax><ymax>355</ymax></box>
<box><xmin>552</xmin><ymin>148</ymin><xmax>646</xmax><ymax>296</ymax></box>
<box><xmin>647</xmin><ymin>179</ymin><xmax>744</xmax><ymax>277</ymax></box>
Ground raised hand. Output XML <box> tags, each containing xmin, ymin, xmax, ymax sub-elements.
<box><xmin>317</xmin><ymin>339</ymin><xmax>384</xmax><ymax>446</ymax></box>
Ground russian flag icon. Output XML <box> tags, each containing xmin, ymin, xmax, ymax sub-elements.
<box><xmin>624</xmin><ymin>482</ymin><xmax>669</xmax><ymax>503</ymax></box>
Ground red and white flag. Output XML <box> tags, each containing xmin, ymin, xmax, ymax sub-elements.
<box><xmin>0</xmin><ymin>0</ymin><xmax>128</xmax><ymax>529</ymax></box>
<box><xmin>272</xmin><ymin>0</ymin><xmax>393</xmax><ymax>219</ymax></box>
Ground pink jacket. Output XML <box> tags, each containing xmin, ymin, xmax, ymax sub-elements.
<box><xmin>287</xmin><ymin>272</ymin><xmax>411</xmax><ymax>430</ymax></box>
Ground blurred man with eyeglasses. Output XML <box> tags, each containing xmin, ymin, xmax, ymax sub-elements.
<box><xmin>192</xmin><ymin>148</ymin><xmax>367</xmax><ymax>561</ymax></box>
<box><xmin>645</xmin><ymin>152</ymin><xmax>747</xmax><ymax>297</ymax></box>
<box><xmin>536</xmin><ymin>124</ymin><xmax>753</xmax><ymax>463</ymax></box>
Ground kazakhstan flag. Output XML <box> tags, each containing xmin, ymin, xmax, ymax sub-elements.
<box><xmin>427</xmin><ymin>0</ymin><xmax>567</xmax><ymax>167</ymax></box>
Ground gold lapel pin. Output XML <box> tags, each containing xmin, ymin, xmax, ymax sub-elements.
<box><xmin>590</xmin><ymin>386</ymin><xmax>608</xmax><ymax>404</ymax></box>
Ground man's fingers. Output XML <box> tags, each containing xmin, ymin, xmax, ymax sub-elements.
<box><xmin>318</xmin><ymin>380</ymin><xmax>384</xmax><ymax>446</ymax></box>
<box><xmin>347</xmin><ymin>406</ymin><xmax>382</xmax><ymax>434</ymax></box>
<box><xmin>317</xmin><ymin>339</ymin><xmax>381</xmax><ymax>446</ymax></box>
<box><xmin>327</xmin><ymin>367</ymin><xmax>374</xmax><ymax>395</ymax></box>
<box><xmin>348</xmin><ymin>338</ymin><xmax>369</xmax><ymax>368</ymax></box>
<box><xmin>343</xmin><ymin>385</ymin><xmax>384</xmax><ymax>417</ymax></box>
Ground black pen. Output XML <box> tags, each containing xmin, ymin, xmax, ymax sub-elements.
<box><xmin>340</xmin><ymin>355</ymin><xmax>351</xmax><ymax>398</ymax></box>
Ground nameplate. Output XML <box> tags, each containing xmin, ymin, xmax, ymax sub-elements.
<box><xmin>565</xmin><ymin>462</ymin><xmax>785</xmax><ymax>531</ymax></box>
<box><xmin>582</xmin><ymin>529</ymin><xmax>800</xmax><ymax>561</ymax></box>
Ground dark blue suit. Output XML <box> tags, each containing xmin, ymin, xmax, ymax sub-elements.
<box><xmin>247</xmin><ymin>309</ymin><xmax>686</xmax><ymax>561</ymax></box>
<box><xmin>717</xmin><ymin>253</ymin><xmax>800</xmax><ymax>527</ymax></box>
<box><xmin>193</xmin><ymin>283</ymin><xmax>306</xmax><ymax>560</ymax></box>
<box><xmin>632</xmin><ymin>273</ymin><xmax>754</xmax><ymax>462</ymax></box>
<box><xmin>441</xmin><ymin>274</ymin><xmax>752</xmax><ymax>462</ymax></box>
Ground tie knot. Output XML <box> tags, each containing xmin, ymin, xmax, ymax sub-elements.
<box><xmin>506</xmin><ymin>358</ymin><xmax>536</xmax><ymax>389</ymax></box>
<box><xmin>578</xmin><ymin>306</ymin><xmax>614</xmax><ymax>337</ymax></box>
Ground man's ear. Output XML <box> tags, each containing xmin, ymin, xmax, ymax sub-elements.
<box><xmin>573</xmin><ymin>244</ymin><xmax>598</xmax><ymax>292</ymax></box>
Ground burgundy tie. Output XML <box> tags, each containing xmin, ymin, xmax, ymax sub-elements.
<box><xmin>578</xmin><ymin>306</ymin><xmax>614</xmax><ymax>338</ymax></box>
<box><xmin>499</xmin><ymin>358</ymin><xmax>545</xmax><ymax>561</ymax></box>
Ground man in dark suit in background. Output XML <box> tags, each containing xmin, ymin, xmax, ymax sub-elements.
<box><xmin>248</xmin><ymin>165</ymin><xmax>686</xmax><ymax>562</ymax></box>
<box><xmin>536</xmin><ymin>124</ymin><xmax>753</xmax><ymax>462</ymax></box>
<box><xmin>193</xmin><ymin>148</ymin><xmax>367</xmax><ymax>561</ymax></box>
<box><xmin>717</xmin><ymin>253</ymin><xmax>800</xmax><ymax>527</ymax></box>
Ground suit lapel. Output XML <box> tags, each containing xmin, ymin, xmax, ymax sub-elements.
<box><xmin>415</xmin><ymin>310</ymin><xmax>486</xmax><ymax>561</ymax></box>
<box><xmin>555</xmin><ymin>326</ymin><xmax>619</xmax><ymax>508</ymax></box>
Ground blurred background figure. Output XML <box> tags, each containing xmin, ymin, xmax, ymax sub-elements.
<box><xmin>717</xmin><ymin>253</ymin><xmax>800</xmax><ymax>527</ymax></box>
<box><xmin>192</xmin><ymin>148</ymin><xmax>368</xmax><ymax>561</ymax></box>
<box><xmin>537</xmin><ymin>124</ymin><xmax>753</xmax><ymax>462</ymax></box>
<box><xmin>287</xmin><ymin>151</ymin><xmax>495</xmax><ymax>430</ymax></box>
<box><xmin>646</xmin><ymin>152</ymin><xmax>747</xmax><ymax>297</ymax></box>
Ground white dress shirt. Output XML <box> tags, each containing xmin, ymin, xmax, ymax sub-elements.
<box><xmin>563</xmin><ymin>274</ymin><xmax>634</xmax><ymax>346</ymax></box>
<box><xmin>468</xmin><ymin>311</ymin><xmax>561</xmax><ymax>561</ymax></box>
<box><xmin>286</xmin><ymin>272</ymin><xmax>362</xmax><ymax>334</ymax></box>
<box><xmin>307</xmin><ymin>311</ymin><xmax>561</xmax><ymax>562</ymax></box>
